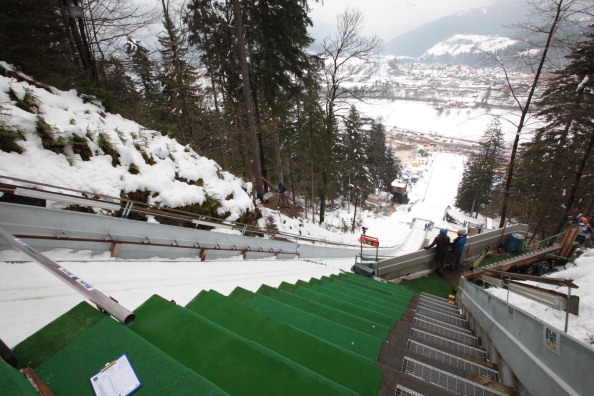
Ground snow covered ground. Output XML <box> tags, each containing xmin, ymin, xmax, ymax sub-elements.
<box><xmin>0</xmin><ymin>151</ymin><xmax>460</xmax><ymax>347</ymax></box>
<box><xmin>2</xmin><ymin>151</ymin><xmax>594</xmax><ymax>350</ymax></box>
<box><xmin>0</xmin><ymin>62</ymin><xmax>592</xmax><ymax>351</ymax></box>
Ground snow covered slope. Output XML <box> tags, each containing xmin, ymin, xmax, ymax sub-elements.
<box><xmin>0</xmin><ymin>62</ymin><xmax>254</xmax><ymax>221</ymax></box>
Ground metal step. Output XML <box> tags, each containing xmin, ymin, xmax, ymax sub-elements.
<box><xmin>412</xmin><ymin>317</ymin><xmax>479</xmax><ymax>345</ymax></box>
<box><xmin>417</xmin><ymin>300</ymin><xmax>462</xmax><ymax>317</ymax></box>
<box><xmin>395</xmin><ymin>384</ymin><xmax>425</xmax><ymax>396</ymax></box>
<box><xmin>414</xmin><ymin>313</ymin><xmax>473</xmax><ymax>334</ymax></box>
<box><xmin>402</xmin><ymin>357</ymin><xmax>509</xmax><ymax>396</ymax></box>
<box><xmin>407</xmin><ymin>339</ymin><xmax>499</xmax><ymax>381</ymax></box>
<box><xmin>418</xmin><ymin>297</ymin><xmax>461</xmax><ymax>314</ymax></box>
<box><xmin>415</xmin><ymin>305</ymin><xmax>469</xmax><ymax>328</ymax></box>
<box><xmin>410</xmin><ymin>328</ymin><xmax>487</xmax><ymax>360</ymax></box>
<box><xmin>419</xmin><ymin>292</ymin><xmax>452</xmax><ymax>305</ymax></box>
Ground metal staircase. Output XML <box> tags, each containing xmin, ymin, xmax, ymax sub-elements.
<box><xmin>378</xmin><ymin>292</ymin><xmax>513</xmax><ymax>396</ymax></box>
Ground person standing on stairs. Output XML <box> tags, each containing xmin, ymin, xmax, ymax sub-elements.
<box><xmin>277</xmin><ymin>181</ymin><xmax>288</xmax><ymax>208</ymax></box>
<box><xmin>575</xmin><ymin>217</ymin><xmax>593</xmax><ymax>248</ymax></box>
<box><xmin>424</xmin><ymin>228</ymin><xmax>450</xmax><ymax>277</ymax></box>
<box><xmin>449</xmin><ymin>229</ymin><xmax>467</xmax><ymax>270</ymax></box>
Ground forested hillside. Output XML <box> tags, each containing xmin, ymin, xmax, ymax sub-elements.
<box><xmin>1</xmin><ymin>0</ymin><xmax>594</xmax><ymax>236</ymax></box>
<box><xmin>0</xmin><ymin>0</ymin><xmax>400</xmax><ymax>225</ymax></box>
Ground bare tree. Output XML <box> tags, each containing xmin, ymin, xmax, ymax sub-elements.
<box><xmin>497</xmin><ymin>0</ymin><xmax>593</xmax><ymax>228</ymax></box>
<box><xmin>318</xmin><ymin>8</ymin><xmax>382</xmax><ymax>224</ymax></box>
<box><xmin>79</xmin><ymin>0</ymin><xmax>159</xmax><ymax>81</ymax></box>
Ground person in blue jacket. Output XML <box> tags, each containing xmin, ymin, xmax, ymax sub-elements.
<box><xmin>450</xmin><ymin>229</ymin><xmax>467</xmax><ymax>270</ymax></box>
<box><xmin>575</xmin><ymin>217</ymin><xmax>593</xmax><ymax>247</ymax></box>
<box><xmin>424</xmin><ymin>228</ymin><xmax>450</xmax><ymax>276</ymax></box>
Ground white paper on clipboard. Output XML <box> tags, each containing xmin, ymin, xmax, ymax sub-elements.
<box><xmin>90</xmin><ymin>354</ymin><xmax>142</xmax><ymax>396</ymax></box>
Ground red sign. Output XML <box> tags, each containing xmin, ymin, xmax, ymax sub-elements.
<box><xmin>360</xmin><ymin>235</ymin><xmax>379</xmax><ymax>247</ymax></box>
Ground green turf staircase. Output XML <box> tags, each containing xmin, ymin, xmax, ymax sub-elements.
<box><xmin>3</xmin><ymin>273</ymin><xmax>430</xmax><ymax>396</ymax></box>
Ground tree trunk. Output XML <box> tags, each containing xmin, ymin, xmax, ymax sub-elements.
<box><xmin>231</xmin><ymin>0</ymin><xmax>264</xmax><ymax>198</ymax></box>
<box><xmin>274</xmin><ymin>128</ymin><xmax>283</xmax><ymax>183</ymax></box>
<box><xmin>554</xmin><ymin>124</ymin><xmax>594</xmax><ymax>234</ymax></box>
<box><xmin>498</xmin><ymin>0</ymin><xmax>564</xmax><ymax>228</ymax></box>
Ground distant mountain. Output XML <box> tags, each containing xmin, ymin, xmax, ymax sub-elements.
<box><xmin>419</xmin><ymin>33</ymin><xmax>523</xmax><ymax>66</ymax></box>
<box><xmin>383</xmin><ymin>1</ymin><xmax>528</xmax><ymax>61</ymax></box>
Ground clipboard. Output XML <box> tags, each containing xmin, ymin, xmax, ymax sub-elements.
<box><xmin>90</xmin><ymin>354</ymin><xmax>142</xmax><ymax>396</ymax></box>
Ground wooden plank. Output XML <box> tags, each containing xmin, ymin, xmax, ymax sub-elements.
<box><xmin>22</xmin><ymin>367</ymin><xmax>55</xmax><ymax>396</ymax></box>
<box><xmin>559</xmin><ymin>228</ymin><xmax>579</xmax><ymax>258</ymax></box>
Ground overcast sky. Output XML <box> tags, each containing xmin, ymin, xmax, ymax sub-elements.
<box><xmin>309</xmin><ymin>0</ymin><xmax>501</xmax><ymax>39</ymax></box>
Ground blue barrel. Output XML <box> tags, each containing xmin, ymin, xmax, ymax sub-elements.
<box><xmin>507</xmin><ymin>232</ymin><xmax>526</xmax><ymax>253</ymax></box>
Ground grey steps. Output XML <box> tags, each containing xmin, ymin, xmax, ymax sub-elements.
<box><xmin>405</xmin><ymin>339</ymin><xmax>500</xmax><ymax>381</ymax></box>
<box><xmin>379</xmin><ymin>340</ymin><xmax>500</xmax><ymax>383</ymax></box>
<box><xmin>385</xmin><ymin>292</ymin><xmax>513</xmax><ymax>395</ymax></box>
<box><xmin>393</xmin><ymin>322</ymin><xmax>488</xmax><ymax>360</ymax></box>
<box><xmin>418</xmin><ymin>296</ymin><xmax>461</xmax><ymax>314</ymax></box>
<box><xmin>402</xmin><ymin>356</ymin><xmax>512</xmax><ymax>396</ymax></box>
<box><xmin>414</xmin><ymin>304</ymin><xmax>469</xmax><ymax>328</ymax></box>
<box><xmin>376</xmin><ymin>362</ymin><xmax>457</xmax><ymax>396</ymax></box>
<box><xmin>386</xmin><ymin>331</ymin><xmax>499</xmax><ymax>378</ymax></box>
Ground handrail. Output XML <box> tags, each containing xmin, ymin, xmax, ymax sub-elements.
<box><xmin>0</xmin><ymin>174</ymin><xmax>373</xmax><ymax>249</ymax></box>
<box><xmin>524</xmin><ymin>229</ymin><xmax>571</xmax><ymax>250</ymax></box>
<box><xmin>0</xmin><ymin>226</ymin><xmax>135</xmax><ymax>325</ymax></box>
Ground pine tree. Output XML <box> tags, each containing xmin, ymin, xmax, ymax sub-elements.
<box><xmin>0</xmin><ymin>0</ymin><xmax>78</xmax><ymax>87</ymax></box>
<box><xmin>518</xmin><ymin>27</ymin><xmax>594</xmax><ymax>236</ymax></box>
<box><xmin>125</xmin><ymin>38</ymin><xmax>157</xmax><ymax>97</ymax></box>
<box><xmin>455</xmin><ymin>119</ymin><xmax>506</xmax><ymax>215</ymax></box>
<box><xmin>335</xmin><ymin>106</ymin><xmax>372</xmax><ymax>203</ymax></box>
<box><xmin>186</xmin><ymin>0</ymin><xmax>317</xmax><ymax>195</ymax></box>
<box><xmin>158</xmin><ymin>0</ymin><xmax>202</xmax><ymax>146</ymax></box>
<box><xmin>366</xmin><ymin>121</ymin><xmax>401</xmax><ymax>192</ymax></box>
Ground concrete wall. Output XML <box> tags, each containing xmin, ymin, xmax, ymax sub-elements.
<box><xmin>376</xmin><ymin>224</ymin><xmax>529</xmax><ymax>279</ymax></box>
<box><xmin>459</xmin><ymin>277</ymin><xmax>594</xmax><ymax>396</ymax></box>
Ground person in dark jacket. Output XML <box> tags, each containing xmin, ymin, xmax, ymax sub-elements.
<box><xmin>449</xmin><ymin>229</ymin><xmax>467</xmax><ymax>270</ymax></box>
<box><xmin>424</xmin><ymin>228</ymin><xmax>450</xmax><ymax>276</ymax></box>
<box><xmin>277</xmin><ymin>182</ymin><xmax>288</xmax><ymax>207</ymax></box>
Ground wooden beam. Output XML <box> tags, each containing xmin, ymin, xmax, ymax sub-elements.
<box><xmin>22</xmin><ymin>367</ymin><xmax>55</xmax><ymax>396</ymax></box>
<box><xmin>485</xmin><ymin>269</ymin><xmax>578</xmax><ymax>288</ymax></box>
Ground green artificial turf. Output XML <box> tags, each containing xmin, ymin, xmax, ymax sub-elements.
<box><xmin>244</xmin><ymin>291</ymin><xmax>384</xmax><ymax>361</ymax></box>
<box><xmin>34</xmin><ymin>317</ymin><xmax>227</xmax><ymax>395</ymax></box>
<box><xmin>0</xmin><ymin>361</ymin><xmax>38</xmax><ymax>396</ymax></box>
<box><xmin>185</xmin><ymin>290</ymin><xmax>384</xmax><ymax>396</ymax></box>
<box><xmin>311</xmin><ymin>282</ymin><xmax>409</xmax><ymax>313</ymax></box>
<box><xmin>340</xmin><ymin>273</ymin><xmax>418</xmax><ymax>299</ymax></box>
<box><xmin>265</xmin><ymin>289</ymin><xmax>391</xmax><ymax>339</ymax></box>
<box><xmin>13</xmin><ymin>302</ymin><xmax>105</xmax><ymax>369</ymax></box>
<box><xmin>478</xmin><ymin>250</ymin><xmax>530</xmax><ymax>267</ymax></box>
<box><xmin>397</xmin><ymin>273</ymin><xmax>455</xmax><ymax>297</ymax></box>
<box><xmin>323</xmin><ymin>276</ymin><xmax>412</xmax><ymax>308</ymax></box>
<box><xmin>292</xmin><ymin>286</ymin><xmax>396</xmax><ymax>327</ymax></box>
<box><xmin>130</xmin><ymin>295</ymin><xmax>356</xmax><ymax>396</ymax></box>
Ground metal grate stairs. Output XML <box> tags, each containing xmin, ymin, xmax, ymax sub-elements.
<box><xmin>377</xmin><ymin>292</ymin><xmax>513</xmax><ymax>396</ymax></box>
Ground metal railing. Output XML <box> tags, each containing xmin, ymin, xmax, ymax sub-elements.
<box><xmin>0</xmin><ymin>226</ymin><xmax>135</xmax><ymax>325</ymax></box>
<box><xmin>459</xmin><ymin>277</ymin><xmax>594</xmax><ymax>395</ymax></box>
<box><xmin>0</xmin><ymin>174</ymin><xmax>369</xmax><ymax>249</ymax></box>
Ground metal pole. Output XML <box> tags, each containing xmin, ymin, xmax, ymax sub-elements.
<box><xmin>565</xmin><ymin>287</ymin><xmax>571</xmax><ymax>333</ymax></box>
<box><xmin>0</xmin><ymin>226</ymin><xmax>135</xmax><ymax>325</ymax></box>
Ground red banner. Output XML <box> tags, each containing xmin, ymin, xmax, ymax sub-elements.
<box><xmin>360</xmin><ymin>235</ymin><xmax>379</xmax><ymax>247</ymax></box>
